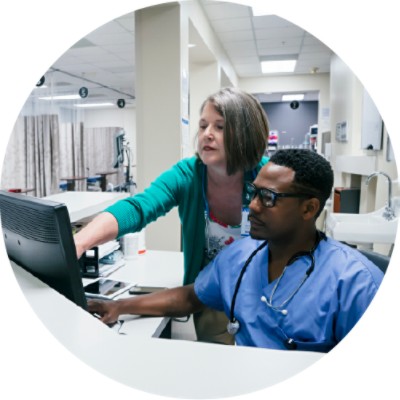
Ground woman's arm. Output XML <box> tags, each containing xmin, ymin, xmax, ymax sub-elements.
<box><xmin>74</xmin><ymin>212</ymin><xmax>119</xmax><ymax>259</ymax></box>
<box><xmin>88</xmin><ymin>284</ymin><xmax>205</xmax><ymax>325</ymax></box>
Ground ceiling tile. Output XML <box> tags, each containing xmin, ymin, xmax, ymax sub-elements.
<box><xmin>210</xmin><ymin>17</ymin><xmax>253</xmax><ymax>33</ymax></box>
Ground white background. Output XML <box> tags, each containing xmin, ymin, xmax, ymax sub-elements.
<box><xmin>1</xmin><ymin>1</ymin><xmax>399</xmax><ymax>399</ymax></box>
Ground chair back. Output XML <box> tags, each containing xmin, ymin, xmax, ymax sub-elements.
<box><xmin>358</xmin><ymin>249</ymin><xmax>390</xmax><ymax>274</ymax></box>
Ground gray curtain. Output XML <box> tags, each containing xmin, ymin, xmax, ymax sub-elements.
<box><xmin>2</xmin><ymin>119</ymin><xmax>123</xmax><ymax>196</ymax></box>
<box><xmin>83</xmin><ymin>127</ymin><xmax>124</xmax><ymax>188</ymax></box>
<box><xmin>58</xmin><ymin>125</ymin><xmax>123</xmax><ymax>190</ymax></box>
<box><xmin>58</xmin><ymin>121</ymin><xmax>86</xmax><ymax>191</ymax></box>
<box><xmin>1</xmin><ymin>114</ymin><xmax>60</xmax><ymax>197</ymax></box>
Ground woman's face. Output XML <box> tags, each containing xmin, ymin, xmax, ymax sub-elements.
<box><xmin>197</xmin><ymin>101</ymin><xmax>226</xmax><ymax>169</ymax></box>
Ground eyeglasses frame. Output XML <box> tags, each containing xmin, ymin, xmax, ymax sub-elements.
<box><xmin>245</xmin><ymin>181</ymin><xmax>313</xmax><ymax>208</ymax></box>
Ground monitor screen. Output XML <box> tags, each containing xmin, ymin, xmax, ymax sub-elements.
<box><xmin>113</xmin><ymin>129</ymin><xmax>125</xmax><ymax>168</ymax></box>
<box><xmin>0</xmin><ymin>190</ymin><xmax>87</xmax><ymax>310</ymax></box>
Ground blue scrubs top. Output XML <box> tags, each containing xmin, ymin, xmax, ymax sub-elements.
<box><xmin>194</xmin><ymin>236</ymin><xmax>384</xmax><ymax>352</ymax></box>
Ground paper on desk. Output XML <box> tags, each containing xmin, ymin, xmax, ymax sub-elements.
<box><xmin>98</xmin><ymin>259</ymin><xmax>125</xmax><ymax>277</ymax></box>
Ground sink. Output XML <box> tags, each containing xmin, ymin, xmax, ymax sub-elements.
<box><xmin>326</xmin><ymin>207</ymin><xmax>398</xmax><ymax>244</ymax></box>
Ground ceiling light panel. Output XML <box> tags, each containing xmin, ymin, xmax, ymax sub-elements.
<box><xmin>282</xmin><ymin>94</ymin><xmax>304</xmax><ymax>101</ymax></box>
<box><xmin>39</xmin><ymin>94</ymin><xmax>81</xmax><ymax>100</ymax></box>
<box><xmin>261</xmin><ymin>60</ymin><xmax>297</xmax><ymax>73</ymax></box>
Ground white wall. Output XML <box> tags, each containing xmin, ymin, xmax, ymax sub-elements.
<box><xmin>328</xmin><ymin>55</ymin><xmax>398</xmax><ymax>254</ymax></box>
<box><xmin>329</xmin><ymin>55</ymin><xmax>398</xmax><ymax>206</ymax></box>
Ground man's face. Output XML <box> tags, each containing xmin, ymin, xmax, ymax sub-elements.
<box><xmin>248</xmin><ymin>162</ymin><xmax>306</xmax><ymax>242</ymax></box>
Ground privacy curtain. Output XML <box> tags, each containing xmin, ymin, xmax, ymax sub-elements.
<box><xmin>1</xmin><ymin>114</ymin><xmax>60</xmax><ymax>197</ymax></box>
<box><xmin>82</xmin><ymin>127</ymin><xmax>124</xmax><ymax>188</ymax></box>
<box><xmin>2</xmin><ymin>120</ymin><xmax>123</xmax><ymax>196</ymax></box>
<box><xmin>59</xmin><ymin>126</ymin><xmax>124</xmax><ymax>190</ymax></box>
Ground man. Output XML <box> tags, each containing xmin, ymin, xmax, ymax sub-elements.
<box><xmin>89</xmin><ymin>149</ymin><xmax>383</xmax><ymax>352</ymax></box>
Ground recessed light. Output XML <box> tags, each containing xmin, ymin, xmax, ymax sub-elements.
<box><xmin>261</xmin><ymin>60</ymin><xmax>297</xmax><ymax>74</ymax></box>
<box><xmin>75</xmin><ymin>102</ymin><xmax>115</xmax><ymax>108</ymax></box>
<box><xmin>39</xmin><ymin>94</ymin><xmax>81</xmax><ymax>100</ymax></box>
<box><xmin>282</xmin><ymin>94</ymin><xmax>304</xmax><ymax>101</ymax></box>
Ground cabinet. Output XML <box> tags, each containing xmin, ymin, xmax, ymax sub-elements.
<box><xmin>333</xmin><ymin>187</ymin><xmax>360</xmax><ymax>214</ymax></box>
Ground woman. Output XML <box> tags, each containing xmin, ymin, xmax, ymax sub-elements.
<box><xmin>74</xmin><ymin>87</ymin><xmax>270</xmax><ymax>344</ymax></box>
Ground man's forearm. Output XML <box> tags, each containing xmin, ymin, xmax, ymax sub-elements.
<box><xmin>114</xmin><ymin>284</ymin><xmax>204</xmax><ymax>318</ymax></box>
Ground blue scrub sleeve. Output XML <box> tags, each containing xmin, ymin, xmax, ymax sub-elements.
<box><xmin>194</xmin><ymin>258</ymin><xmax>225</xmax><ymax>312</ymax></box>
<box><xmin>335</xmin><ymin>260</ymin><xmax>383</xmax><ymax>341</ymax></box>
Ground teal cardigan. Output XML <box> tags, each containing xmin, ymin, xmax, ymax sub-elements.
<box><xmin>105</xmin><ymin>156</ymin><xmax>268</xmax><ymax>285</ymax></box>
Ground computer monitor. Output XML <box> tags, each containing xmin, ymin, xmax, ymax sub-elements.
<box><xmin>0</xmin><ymin>190</ymin><xmax>87</xmax><ymax>310</ymax></box>
<box><xmin>113</xmin><ymin>129</ymin><xmax>125</xmax><ymax>168</ymax></box>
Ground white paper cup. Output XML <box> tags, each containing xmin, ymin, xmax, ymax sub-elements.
<box><xmin>121</xmin><ymin>233</ymin><xmax>139</xmax><ymax>259</ymax></box>
<box><xmin>138</xmin><ymin>229</ymin><xmax>146</xmax><ymax>254</ymax></box>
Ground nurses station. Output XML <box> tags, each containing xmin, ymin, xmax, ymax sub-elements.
<box><xmin>0</xmin><ymin>1</ymin><xmax>397</xmax><ymax>399</ymax></box>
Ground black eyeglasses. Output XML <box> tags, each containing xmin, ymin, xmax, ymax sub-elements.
<box><xmin>245</xmin><ymin>182</ymin><xmax>312</xmax><ymax>208</ymax></box>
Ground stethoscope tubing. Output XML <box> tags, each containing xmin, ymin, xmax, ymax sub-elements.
<box><xmin>228</xmin><ymin>232</ymin><xmax>325</xmax><ymax>335</ymax></box>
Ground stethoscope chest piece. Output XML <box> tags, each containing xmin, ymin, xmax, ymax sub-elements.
<box><xmin>227</xmin><ymin>319</ymin><xmax>240</xmax><ymax>335</ymax></box>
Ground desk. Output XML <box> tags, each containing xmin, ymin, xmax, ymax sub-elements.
<box><xmin>11</xmin><ymin>250</ymin><xmax>323</xmax><ymax>399</ymax></box>
<box><xmin>96</xmin><ymin>170</ymin><xmax>119</xmax><ymax>191</ymax></box>
<box><xmin>61</xmin><ymin>176</ymin><xmax>88</xmax><ymax>191</ymax></box>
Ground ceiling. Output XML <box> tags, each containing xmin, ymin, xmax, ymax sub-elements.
<box><xmin>30</xmin><ymin>1</ymin><xmax>333</xmax><ymax>108</ymax></box>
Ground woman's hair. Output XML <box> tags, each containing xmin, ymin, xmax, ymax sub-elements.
<box><xmin>269</xmin><ymin>149</ymin><xmax>334</xmax><ymax>218</ymax></box>
<box><xmin>199</xmin><ymin>87</ymin><xmax>269</xmax><ymax>175</ymax></box>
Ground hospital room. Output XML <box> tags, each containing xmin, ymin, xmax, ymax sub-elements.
<box><xmin>0</xmin><ymin>1</ymin><xmax>398</xmax><ymax>399</ymax></box>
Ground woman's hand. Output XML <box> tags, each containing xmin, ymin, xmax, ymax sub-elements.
<box><xmin>73</xmin><ymin>212</ymin><xmax>119</xmax><ymax>259</ymax></box>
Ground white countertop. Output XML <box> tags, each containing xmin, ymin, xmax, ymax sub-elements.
<box><xmin>10</xmin><ymin>251</ymin><xmax>323</xmax><ymax>399</ymax></box>
<box><xmin>44</xmin><ymin>191</ymin><xmax>129</xmax><ymax>223</ymax></box>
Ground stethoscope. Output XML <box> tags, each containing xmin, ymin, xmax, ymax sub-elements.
<box><xmin>226</xmin><ymin>231</ymin><xmax>326</xmax><ymax>336</ymax></box>
<box><xmin>202</xmin><ymin>164</ymin><xmax>256</xmax><ymax>260</ymax></box>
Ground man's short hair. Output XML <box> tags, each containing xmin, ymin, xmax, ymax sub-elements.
<box><xmin>269</xmin><ymin>149</ymin><xmax>334</xmax><ymax>218</ymax></box>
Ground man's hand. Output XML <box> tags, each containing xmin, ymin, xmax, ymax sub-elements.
<box><xmin>88</xmin><ymin>284</ymin><xmax>204</xmax><ymax>325</ymax></box>
<box><xmin>88</xmin><ymin>299</ymin><xmax>121</xmax><ymax>325</ymax></box>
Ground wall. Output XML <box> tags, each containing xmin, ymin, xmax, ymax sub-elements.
<box><xmin>329</xmin><ymin>55</ymin><xmax>398</xmax><ymax>254</ymax></box>
<box><xmin>262</xmin><ymin>101</ymin><xmax>318</xmax><ymax>146</ymax></box>
<box><xmin>329</xmin><ymin>54</ymin><xmax>399</xmax><ymax>205</ymax></box>
<box><xmin>239</xmin><ymin>73</ymin><xmax>331</xmax><ymax>149</ymax></box>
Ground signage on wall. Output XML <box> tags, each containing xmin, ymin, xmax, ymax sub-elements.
<box><xmin>335</xmin><ymin>121</ymin><xmax>348</xmax><ymax>142</ymax></box>
<box><xmin>79</xmin><ymin>87</ymin><xmax>89</xmax><ymax>98</ymax></box>
<box><xmin>36</xmin><ymin>76</ymin><xmax>45</xmax><ymax>87</ymax></box>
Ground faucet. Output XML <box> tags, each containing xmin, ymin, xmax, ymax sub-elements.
<box><xmin>365</xmin><ymin>171</ymin><xmax>395</xmax><ymax>221</ymax></box>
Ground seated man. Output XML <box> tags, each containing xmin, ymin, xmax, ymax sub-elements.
<box><xmin>88</xmin><ymin>149</ymin><xmax>384</xmax><ymax>352</ymax></box>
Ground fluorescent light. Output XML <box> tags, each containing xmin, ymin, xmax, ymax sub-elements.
<box><xmin>282</xmin><ymin>94</ymin><xmax>304</xmax><ymax>101</ymax></box>
<box><xmin>188</xmin><ymin>43</ymin><xmax>196</xmax><ymax>48</ymax></box>
<box><xmin>261</xmin><ymin>60</ymin><xmax>297</xmax><ymax>74</ymax></box>
<box><xmin>39</xmin><ymin>94</ymin><xmax>81</xmax><ymax>100</ymax></box>
<box><xmin>75</xmin><ymin>102</ymin><xmax>115</xmax><ymax>108</ymax></box>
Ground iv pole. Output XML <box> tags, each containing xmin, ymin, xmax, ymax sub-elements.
<box><xmin>122</xmin><ymin>140</ymin><xmax>136</xmax><ymax>195</ymax></box>
<box><xmin>111</xmin><ymin>130</ymin><xmax>136</xmax><ymax>194</ymax></box>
